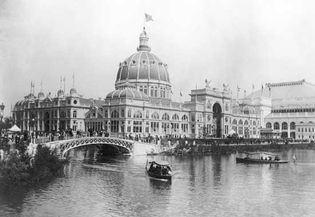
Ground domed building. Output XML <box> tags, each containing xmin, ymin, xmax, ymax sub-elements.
<box><xmin>12</xmin><ymin>27</ymin><xmax>266</xmax><ymax>139</ymax></box>
<box><xmin>85</xmin><ymin>28</ymin><xmax>263</xmax><ymax>139</ymax></box>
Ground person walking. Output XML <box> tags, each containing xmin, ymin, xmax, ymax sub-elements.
<box><xmin>292</xmin><ymin>154</ymin><xmax>297</xmax><ymax>163</ymax></box>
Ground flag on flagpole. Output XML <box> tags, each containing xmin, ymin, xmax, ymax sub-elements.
<box><xmin>145</xmin><ymin>13</ymin><xmax>153</xmax><ymax>22</ymax></box>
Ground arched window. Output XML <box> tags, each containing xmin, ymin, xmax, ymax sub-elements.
<box><xmin>244</xmin><ymin>120</ymin><xmax>249</xmax><ymax>125</ymax></box>
<box><xmin>181</xmin><ymin>115</ymin><xmax>188</xmax><ymax>121</ymax></box>
<box><xmin>127</xmin><ymin>109</ymin><xmax>131</xmax><ymax>118</ymax></box>
<box><xmin>290</xmin><ymin>122</ymin><xmax>295</xmax><ymax>130</ymax></box>
<box><xmin>232</xmin><ymin>119</ymin><xmax>237</xmax><ymax>125</ymax></box>
<box><xmin>282</xmin><ymin>122</ymin><xmax>288</xmax><ymax>130</ymax></box>
<box><xmin>253</xmin><ymin>121</ymin><xmax>256</xmax><ymax>126</ymax></box>
<box><xmin>266</xmin><ymin>122</ymin><xmax>272</xmax><ymax>128</ymax></box>
<box><xmin>274</xmin><ymin>122</ymin><xmax>280</xmax><ymax>130</ymax></box>
<box><xmin>133</xmin><ymin>111</ymin><xmax>142</xmax><ymax>119</ymax></box>
<box><xmin>172</xmin><ymin>114</ymin><xmax>179</xmax><ymax>121</ymax></box>
<box><xmin>162</xmin><ymin>113</ymin><xmax>169</xmax><ymax>120</ymax></box>
<box><xmin>238</xmin><ymin>120</ymin><xmax>243</xmax><ymax>125</ymax></box>
<box><xmin>151</xmin><ymin>112</ymin><xmax>159</xmax><ymax>120</ymax></box>
<box><xmin>111</xmin><ymin>110</ymin><xmax>119</xmax><ymax>118</ymax></box>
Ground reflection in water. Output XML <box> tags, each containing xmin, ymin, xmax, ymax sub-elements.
<box><xmin>211</xmin><ymin>154</ymin><xmax>222</xmax><ymax>186</ymax></box>
<box><xmin>149</xmin><ymin>178</ymin><xmax>172</xmax><ymax>191</ymax></box>
<box><xmin>2</xmin><ymin>148</ymin><xmax>315</xmax><ymax>216</ymax></box>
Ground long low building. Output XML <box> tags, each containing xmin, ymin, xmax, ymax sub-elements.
<box><xmin>246</xmin><ymin>79</ymin><xmax>315</xmax><ymax>140</ymax></box>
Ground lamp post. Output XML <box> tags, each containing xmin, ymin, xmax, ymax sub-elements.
<box><xmin>31</xmin><ymin>118</ymin><xmax>35</xmax><ymax>143</ymax></box>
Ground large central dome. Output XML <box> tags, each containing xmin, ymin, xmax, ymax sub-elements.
<box><xmin>115</xmin><ymin>28</ymin><xmax>171</xmax><ymax>100</ymax></box>
<box><xmin>116</xmin><ymin>52</ymin><xmax>170</xmax><ymax>84</ymax></box>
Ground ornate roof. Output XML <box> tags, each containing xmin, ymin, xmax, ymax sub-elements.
<box><xmin>105</xmin><ymin>88</ymin><xmax>149</xmax><ymax>101</ymax></box>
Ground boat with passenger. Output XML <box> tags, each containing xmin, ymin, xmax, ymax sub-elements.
<box><xmin>145</xmin><ymin>160</ymin><xmax>172</xmax><ymax>180</ymax></box>
<box><xmin>236</xmin><ymin>152</ymin><xmax>289</xmax><ymax>164</ymax></box>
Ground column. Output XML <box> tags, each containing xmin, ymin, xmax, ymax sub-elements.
<box><xmin>220</xmin><ymin>115</ymin><xmax>224</xmax><ymax>138</ymax></box>
<box><xmin>287</xmin><ymin>125</ymin><xmax>290</xmax><ymax>139</ymax></box>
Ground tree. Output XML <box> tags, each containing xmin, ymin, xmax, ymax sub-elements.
<box><xmin>0</xmin><ymin>116</ymin><xmax>14</xmax><ymax>131</ymax></box>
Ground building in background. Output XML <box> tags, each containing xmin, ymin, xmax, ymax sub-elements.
<box><xmin>246</xmin><ymin>80</ymin><xmax>315</xmax><ymax>140</ymax></box>
<box><xmin>12</xmin><ymin>82</ymin><xmax>102</xmax><ymax>134</ymax></box>
<box><xmin>84</xmin><ymin>27</ymin><xmax>265</xmax><ymax>139</ymax></box>
<box><xmin>19</xmin><ymin>27</ymin><xmax>315</xmax><ymax>140</ymax></box>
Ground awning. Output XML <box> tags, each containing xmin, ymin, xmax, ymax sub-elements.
<box><xmin>8</xmin><ymin>125</ymin><xmax>21</xmax><ymax>132</ymax></box>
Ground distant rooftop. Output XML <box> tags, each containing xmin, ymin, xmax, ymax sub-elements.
<box><xmin>246</xmin><ymin>79</ymin><xmax>315</xmax><ymax>100</ymax></box>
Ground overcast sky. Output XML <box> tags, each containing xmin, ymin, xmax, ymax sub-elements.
<box><xmin>1</xmin><ymin>0</ymin><xmax>315</xmax><ymax>116</ymax></box>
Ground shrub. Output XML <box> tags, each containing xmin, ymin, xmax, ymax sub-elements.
<box><xmin>0</xmin><ymin>145</ymin><xmax>66</xmax><ymax>185</ymax></box>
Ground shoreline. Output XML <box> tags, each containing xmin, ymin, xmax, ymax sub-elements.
<box><xmin>161</xmin><ymin>141</ymin><xmax>315</xmax><ymax>155</ymax></box>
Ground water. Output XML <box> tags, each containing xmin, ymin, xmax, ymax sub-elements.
<box><xmin>1</xmin><ymin>148</ymin><xmax>315</xmax><ymax>217</ymax></box>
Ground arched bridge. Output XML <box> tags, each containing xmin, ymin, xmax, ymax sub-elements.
<box><xmin>44</xmin><ymin>137</ymin><xmax>135</xmax><ymax>158</ymax></box>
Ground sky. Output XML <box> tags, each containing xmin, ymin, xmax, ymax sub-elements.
<box><xmin>1</xmin><ymin>0</ymin><xmax>315</xmax><ymax>116</ymax></box>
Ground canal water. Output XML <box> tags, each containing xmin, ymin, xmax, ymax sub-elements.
<box><xmin>1</xmin><ymin>148</ymin><xmax>315</xmax><ymax>217</ymax></box>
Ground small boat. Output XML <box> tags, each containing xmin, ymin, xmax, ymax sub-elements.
<box><xmin>145</xmin><ymin>160</ymin><xmax>172</xmax><ymax>180</ymax></box>
<box><xmin>236</xmin><ymin>152</ymin><xmax>289</xmax><ymax>164</ymax></box>
<box><xmin>146</xmin><ymin>148</ymin><xmax>160</xmax><ymax>156</ymax></box>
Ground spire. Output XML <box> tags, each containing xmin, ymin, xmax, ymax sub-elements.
<box><xmin>63</xmin><ymin>76</ymin><xmax>66</xmax><ymax>93</ymax></box>
<box><xmin>72</xmin><ymin>72</ymin><xmax>75</xmax><ymax>88</ymax></box>
<box><xmin>59</xmin><ymin>76</ymin><xmax>62</xmax><ymax>90</ymax></box>
<box><xmin>137</xmin><ymin>27</ymin><xmax>151</xmax><ymax>52</ymax></box>
<box><xmin>30</xmin><ymin>81</ymin><xmax>35</xmax><ymax>95</ymax></box>
<box><xmin>40</xmin><ymin>80</ymin><xmax>43</xmax><ymax>92</ymax></box>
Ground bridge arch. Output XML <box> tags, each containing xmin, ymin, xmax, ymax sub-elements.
<box><xmin>45</xmin><ymin>137</ymin><xmax>134</xmax><ymax>158</ymax></box>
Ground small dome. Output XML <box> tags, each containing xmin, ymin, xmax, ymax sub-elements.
<box><xmin>106</xmin><ymin>88</ymin><xmax>149</xmax><ymax>101</ymax></box>
<box><xmin>38</xmin><ymin>92</ymin><xmax>45</xmax><ymax>99</ymax></box>
<box><xmin>70</xmin><ymin>88</ymin><xmax>77</xmax><ymax>95</ymax></box>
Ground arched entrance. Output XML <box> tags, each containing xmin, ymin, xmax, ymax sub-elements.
<box><xmin>213</xmin><ymin>103</ymin><xmax>222</xmax><ymax>138</ymax></box>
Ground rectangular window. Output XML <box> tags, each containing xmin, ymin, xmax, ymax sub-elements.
<box><xmin>133</xmin><ymin>121</ymin><xmax>142</xmax><ymax>133</ymax></box>
<box><xmin>110</xmin><ymin>120</ymin><xmax>119</xmax><ymax>132</ymax></box>
<box><xmin>150</xmin><ymin>87</ymin><xmax>154</xmax><ymax>97</ymax></box>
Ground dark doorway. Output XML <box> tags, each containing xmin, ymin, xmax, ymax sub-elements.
<box><xmin>281</xmin><ymin>132</ymin><xmax>288</xmax><ymax>138</ymax></box>
<box><xmin>213</xmin><ymin>103</ymin><xmax>222</xmax><ymax>138</ymax></box>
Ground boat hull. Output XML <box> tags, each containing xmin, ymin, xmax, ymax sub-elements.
<box><xmin>236</xmin><ymin>157</ymin><xmax>289</xmax><ymax>164</ymax></box>
<box><xmin>146</xmin><ymin>170</ymin><xmax>172</xmax><ymax>180</ymax></box>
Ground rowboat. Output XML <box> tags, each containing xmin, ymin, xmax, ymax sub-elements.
<box><xmin>236</xmin><ymin>152</ymin><xmax>289</xmax><ymax>164</ymax></box>
<box><xmin>145</xmin><ymin>160</ymin><xmax>172</xmax><ymax>180</ymax></box>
